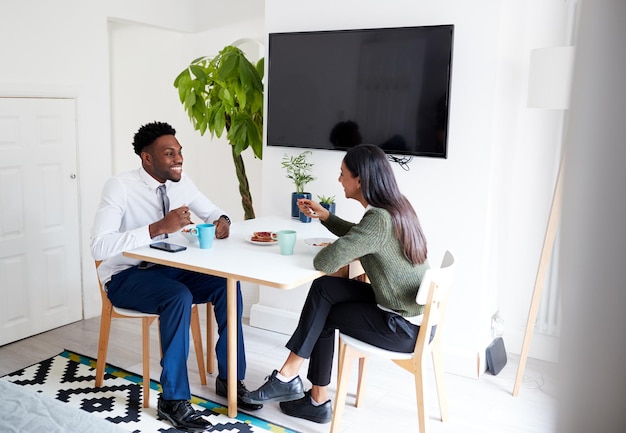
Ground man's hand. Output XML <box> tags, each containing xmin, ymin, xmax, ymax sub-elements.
<box><xmin>149</xmin><ymin>205</ymin><xmax>192</xmax><ymax>238</ymax></box>
<box><xmin>213</xmin><ymin>216</ymin><xmax>230</xmax><ymax>239</ymax></box>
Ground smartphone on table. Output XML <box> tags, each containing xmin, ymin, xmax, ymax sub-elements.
<box><xmin>150</xmin><ymin>242</ymin><xmax>187</xmax><ymax>253</ymax></box>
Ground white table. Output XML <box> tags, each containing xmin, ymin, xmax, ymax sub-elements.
<box><xmin>123</xmin><ymin>216</ymin><xmax>334</xmax><ymax>417</ymax></box>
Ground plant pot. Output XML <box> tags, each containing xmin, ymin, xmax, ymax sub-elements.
<box><xmin>292</xmin><ymin>192</ymin><xmax>311</xmax><ymax>218</ymax></box>
<box><xmin>320</xmin><ymin>202</ymin><xmax>336</xmax><ymax>214</ymax></box>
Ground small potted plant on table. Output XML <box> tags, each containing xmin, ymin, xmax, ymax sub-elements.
<box><xmin>317</xmin><ymin>195</ymin><xmax>336</xmax><ymax>214</ymax></box>
<box><xmin>281</xmin><ymin>151</ymin><xmax>316</xmax><ymax>219</ymax></box>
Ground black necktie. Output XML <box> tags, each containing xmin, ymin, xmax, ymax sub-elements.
<box><xmin>157</xmin><ymin>184</ymin><xmax>170</xmax><ymax>238</ymax></box>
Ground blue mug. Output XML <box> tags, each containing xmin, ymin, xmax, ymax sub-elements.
<box><xmin>195</xmin><ymin>223</ymin><xmax>215</xmax><ymax>249</ymax></box>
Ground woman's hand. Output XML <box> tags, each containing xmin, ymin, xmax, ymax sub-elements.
<box><xmin>297</xmin><ymin>198</ymin><xmax>329</xmax><ymax>221</ymax></box>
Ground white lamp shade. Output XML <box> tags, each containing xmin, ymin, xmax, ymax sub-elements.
<box><xmin>528</xmin><ymin>46</ymin><xmax>575</xmax><ymax>110</ymax></box>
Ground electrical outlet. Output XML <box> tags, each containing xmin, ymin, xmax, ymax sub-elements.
<box><xmin>491</xmin><ymin>310</ymin><xmax>504</xmax><ymax>338</ymax></box>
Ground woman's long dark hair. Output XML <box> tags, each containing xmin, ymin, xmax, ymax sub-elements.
<box><xmin>343</xmin><ymin>144</ymin><xmax>427</xmax><ymax>264</ymax></box>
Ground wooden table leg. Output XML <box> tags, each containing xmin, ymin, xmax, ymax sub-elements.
<box><xmin>227</xmin><ymin>278</ymin><xmax>238</xmax><ymax>417</ymax></box>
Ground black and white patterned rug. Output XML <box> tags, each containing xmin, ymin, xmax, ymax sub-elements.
<box><xmin>1</xmin><ymin>350</ymin><xmax>299</xmax><ymax>433</ymax></box>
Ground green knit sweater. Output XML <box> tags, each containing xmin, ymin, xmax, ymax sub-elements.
<box><xmin>314</xmin><ymin>207</ymin><xmax>429</xmax><ymax>317</ymax></box>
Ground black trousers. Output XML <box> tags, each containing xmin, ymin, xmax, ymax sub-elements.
<box><xmin>286</xmin><ymin>275</ymin><xmax>420</xmax><ymax>387</ymax></box>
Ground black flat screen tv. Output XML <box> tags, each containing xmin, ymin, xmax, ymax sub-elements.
<box><xmin>267</xmin><ymin>24</ymin><xmax>454</xmax><ymax>158</ymax></box>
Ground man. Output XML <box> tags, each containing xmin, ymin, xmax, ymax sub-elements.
<box><xmin>90</xmin><ymin>121</ymin><xmax>261</xmax><ymax>432</ymax></box>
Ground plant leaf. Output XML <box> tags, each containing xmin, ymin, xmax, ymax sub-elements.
<box><xmin>255</xmin><ymin>58</ymin><xmax>265</xmax><ymax>81</ymax></box>
<box><xmin>183</xmin><ymin>89</ymin><xmax>196</xmax><ymax>111</ymax></box>
<box><xmin>234</xmin><ymin>81</ymin><xmax>246</xmax><ymax>109</ymax></box>
<box><xmin>189</xmin><ymin>65</ymin><xmax>207</xmax><ymax>82</ymax></box>
<box><xmin>218</xmin><ymin>51</ymin><xmax>238</xmax><ymax>81</ymax></box>
<box><xmin>191</xmin><ymin>55</ymin><xmax>208</xmax><ymax>64</ymax></box>
<box><xmin>174</xmin><ymin>46</ymin><xmax>265</xmax><ymax>218</ymax></box>
<box><xmin>173</xmin><ymin>68</ymin><xmax>190</xmax><ymax>87</ymax></box>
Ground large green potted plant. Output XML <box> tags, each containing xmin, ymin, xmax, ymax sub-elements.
<box><xmin>173</xmin><ymin>45</ymin><xmax>264</xmax><ymax>220</ymax></box>
<box><xmin>281</xmin><ymin>151</ymin><xmax>316</xmax><ymax>218</ymax></box>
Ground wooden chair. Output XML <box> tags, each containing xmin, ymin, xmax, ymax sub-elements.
<box><xmin>330</xmin><ymin>251</ymin><xmax>456</xmax><ymax>433</ymax></box>
<box><xmin>94</xmin><ymin>261</ymin><xmax>215</xmax><ymax>407</ymax></box>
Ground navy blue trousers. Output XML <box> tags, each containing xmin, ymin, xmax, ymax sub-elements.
<box><xmin>106</xmin><ymin>264</ymin><xmax>246</xmax><ymax>400</ymax></box>
<box><xmin>286</xmin><ymin>275</ymin><xmax>421</xmax><ymax>387</ymax></box>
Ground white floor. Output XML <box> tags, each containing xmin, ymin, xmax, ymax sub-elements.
<box><xmin>0</xmin><ymin>313</ymin><xmax>557</xmax><ymax>433</ymax></box>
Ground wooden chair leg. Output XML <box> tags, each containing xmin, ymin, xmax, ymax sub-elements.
<box><xmin>95</xmin><ymin>306</ymin><xmax>113</xmax><ymax>388</ymax></box>
<box><xmin>414</xmin><ymin>358</ymin><xmax>428</xmax><ymax>433</ymax></box>
<box><xmin>141</xmin><ymin>317</ymin><xmax>156</xmax><ymax>408</ymax></box>
<box><xmin>431</xmin><ymin>343</ymin><xmax>449</xmax><ymax>421</ymax></box>
<box><xmin>355</xmin><ymin>356</ymin><xmax>368</xmax><ymax>408</ymax></box>
<box><xmin>330</xmin><ymin>339</ymin><xmax>356</xmax><ymax>433</ymax></box>
<box><xmin>190</xmin><ymin>305</ymin><xmax>207</xmax><ymax>385</ymax></box>
<box><xmin>206</xmin><ymin>303</ymin><xmax>215</xmax><ymax>374</ymax></box>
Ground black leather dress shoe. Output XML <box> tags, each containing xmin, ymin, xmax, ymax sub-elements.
<box><xmin>241</xmin><ymin>370</ymin><xmax>305</xmax><ymax>404</ymax></box>
<box><xmin>215</xmin><ymin>376</ymin><xmax>263</xmax><ymax>411</ymax></box>
<box><xmin>279</xmin><ymin>390</ymin><xmax>332</xmax><ymax>424</ymax></box>
<box><xmin>157</xmin><ymin>396</ymin><xmax>213</xmax><ymax>432</ymax></box>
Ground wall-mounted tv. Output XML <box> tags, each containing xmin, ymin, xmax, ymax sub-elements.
<box><xmin>267</xmin><ymin>24</ymin><xmax>454</xmax><ymax>158</ymax></box>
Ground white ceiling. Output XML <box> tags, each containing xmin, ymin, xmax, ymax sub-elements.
<box><xmin>191</xmin><ymin>0</ymin><xmax>265</xmax><ymax>32</ymax></box>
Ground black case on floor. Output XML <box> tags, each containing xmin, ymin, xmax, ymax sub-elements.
<box><xmin>486</xmin><ymin>337</ymin><xmax>507</xmax><ymax>375</ymax></box>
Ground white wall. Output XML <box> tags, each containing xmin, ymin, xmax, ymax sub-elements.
<box><xmin>0</xmin><ymin>0</ymin><xmax>575</xmax><ymax>375</ymax></box>
<box><xmin>0</xmin><ymin>0</ymin><xmax>265</xmax><ymax>319</ymax></box>
<box><xmin>109</xmin><ymin>19</ymin><xmax>265</xmax><ymax>221</ymax></box>
<box><xmin>264</xmin><ymin>0</ymin><xmax>572</xmax><ymax>376</ymax></box>
<box><xmin>1</xmin><ymin>0</ymin><xmax>113</xmax><ymax>319</ymax></box>
<box><xmin>491</xmin><ymin>1</ymin><xmax>575</xmax><ymax>362</ymax></box>
<box><xmin>108</xmin><ymin>15</ymin><xmax>266</xmax><ymax>316</ymax></box>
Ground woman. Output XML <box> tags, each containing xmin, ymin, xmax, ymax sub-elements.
<box><xmin>242</xmin><ymin>144</ymin><xmax>429</xmax><ymax>423</ymax></box>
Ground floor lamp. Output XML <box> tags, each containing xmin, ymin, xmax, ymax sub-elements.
<box><xmin>513</xmin><ymin>46</ymin><xmax>575</xmax><ymax>396</ymax></box>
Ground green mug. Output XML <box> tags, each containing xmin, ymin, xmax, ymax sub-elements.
<box><xmin>271</xmin><ymin>230</ymin><xmax>297</xmax><ymax>255</ymax></box>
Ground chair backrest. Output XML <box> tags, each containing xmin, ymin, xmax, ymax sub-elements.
<box><xmin>416</xmin><ymin>250</ymin><xmax>455</xmax><ymax>305</ymax></box>
<box><xmin>413</xmin><ymin>251</ymin><xmax>456</xmax><ymax>354</ymax></box>
<box><xmin>94</xmin><ymin>260</ymin><xmax>113</xmax><ymax>309</ymax></box>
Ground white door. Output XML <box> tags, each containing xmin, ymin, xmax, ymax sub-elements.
<box><xmin>0</xmin><ymin>97</ymin><xmax>82</xmax><ymax>345</ymax></box>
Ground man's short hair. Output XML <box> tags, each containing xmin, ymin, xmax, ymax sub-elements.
<box><xmin>132</xmin><ymin>121</ymin><xmax>176</xmax><ymax>156</ymax></box>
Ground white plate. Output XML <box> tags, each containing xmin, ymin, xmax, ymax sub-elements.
<box><xmin>180</xmin><ymin>226</ymin><xmax>198</xmax><ymax>244</ymax></box>
<box><xmin>246</xmin><ymin>234</ymin><xmax>278</xmax><ymax>246</ymax></box>
<box><xmin>303</xmin><ymin>237</ymin><xmax>334</xmax><ymax>253</ymax></box>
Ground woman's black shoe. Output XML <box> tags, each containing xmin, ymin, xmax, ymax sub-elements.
<box><xmin>241</xmin><ymin>370</ymin><xmax>305</xmax><ymax>404</ymax></box>
<box><xmin>157</xmin><ymin>396</ymin><xmax>213</xmax><ymax>432</ymax></box>
<box><xmin>279</xmin><ymin>390</ymin><xmax>332</xmax><ymax>424</ymax></box>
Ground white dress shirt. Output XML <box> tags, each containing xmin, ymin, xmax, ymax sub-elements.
<box><xmin>90</xmin><ymin>167</ymin><xmax>227</xmax><ymax>285</ymax></box>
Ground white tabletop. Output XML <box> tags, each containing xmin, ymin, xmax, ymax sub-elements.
<box><xmin>124</xmin><ymin>216</ymin><xmax>334</xmax><ymax>289</ymax></box>
<box><xmin>122</xmin><ymin>216</ymin><xmax>346</xmax><ymax>417</ymax></box>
